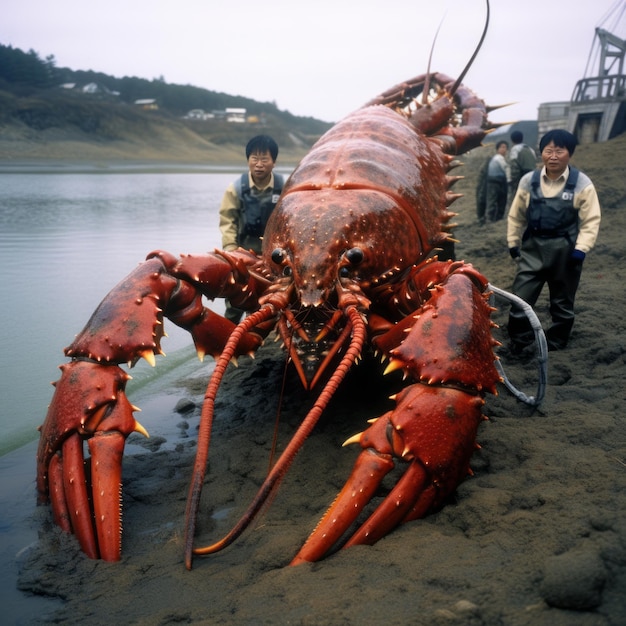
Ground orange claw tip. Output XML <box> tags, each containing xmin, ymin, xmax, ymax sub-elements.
<box><xmin>342</xmin><ymin>432</ymin><xmax>363</xmax><ymax>447</ymax></box>
<box><xmin>383</xmin><ymin>358</ymin><xmax>404</xmax><ymax>376</ymax></box>
<box><xmin>134</xmin><ymin>420</ymin><xmax>149</xmax><ymax>438</ymax></box>
<box><xmin>139</xmin><ymin>350</ymin><xmax>156</xmax><ymax>367</ymax></box>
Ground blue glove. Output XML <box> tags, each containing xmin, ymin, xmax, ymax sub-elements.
<box><xmin>509</xmin><ymin>246</ymin><xmax>521</xmax><ymax>260</ymax></box>
<box><xmin>568</xmin><ymin>249</ymin><xmax>586</xmax><ymax>269</ymax></box>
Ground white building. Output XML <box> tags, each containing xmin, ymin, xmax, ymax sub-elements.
<box><xmin>225</xmin><ymin>107</ymin><xmax>246</xmax><ymax>123</ymax></box>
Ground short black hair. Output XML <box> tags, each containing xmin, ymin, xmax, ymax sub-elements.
<box><xmin>496</xmin><ymin>140</ymin><xmax>508</xmax><ymax>150</ymax></box>
<box><xmin>539</xmin><ymin>129</ymin><xmax>577</xmax><ymax>156</ymax></box>
<box><xmin>510</xmin><ymin>130</ymin><xmax>523</xmax><ymax>143</ymax></box>
<box><xmin>246</xmin><ymin>135</ymin><xmax>279</xmax><ymax>161</ymax></box>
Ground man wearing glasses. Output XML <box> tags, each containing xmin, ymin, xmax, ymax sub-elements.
<box><xmin>506</xmin><ymin>129</ymin><xmax>601</xmax><ymax>352</ymax></box>
<box><xmin>219</xmin><ymin>135</ymin><xmax>284</xmax><ymax>322</ymax></box>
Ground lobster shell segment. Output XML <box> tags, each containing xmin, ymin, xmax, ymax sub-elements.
<box><xmin>279</xmin><ymin>106</ymin><xmax>455</xmax><ymax>259</ymax></box>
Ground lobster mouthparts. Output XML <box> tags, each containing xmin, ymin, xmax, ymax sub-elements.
<box><xmin>281</xmin><ymin>305</ymin><xmax>352</xmax><ymax>391</ymax></box>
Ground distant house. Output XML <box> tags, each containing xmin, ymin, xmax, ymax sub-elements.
<box><xmin>183</xmin><ymin>109</ymin><xmax>215</xmax><ymax>120</ymax></box>
<box><xmin>225</xmin><ymin>107</ymin><xmax>246</xmax><ymax>123</ymax></box>
<box><xmin>81</xmin><ymin>82</ymin><xmax>119</xmax><ymax>96</ymax></box>
<box><xmin>134</xmin><ymin>99</ymin><xmax>158</xmax><ymax>110</ymax></box>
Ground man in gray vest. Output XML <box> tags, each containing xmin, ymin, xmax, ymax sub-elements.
<box><xmin>507</xmin><ymin>129</ymin><xmax>601</xmax><ymax>352</ymax></box>
<box><xmin>218</xmin><ymin>134</ymin><xmax>284</xmax><ymax>322</ymax></box>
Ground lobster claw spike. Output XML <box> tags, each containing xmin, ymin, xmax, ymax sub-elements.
<box><xmin>139</xmin><ymin>350</ymin><xmax>157</xmax><ymax>366</ymax></box>
<box><xmin>133</xmin><ymin>419</ymin><xmax>149</xmax><ymax>438</ymax></box>
<box><xmin>342</xmin><ymin>432</ymin><xmax>363</xmax><ymax>447</ymax></box>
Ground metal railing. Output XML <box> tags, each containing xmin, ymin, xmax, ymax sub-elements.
<box><xmin>571</xmin><ymin>74</ymin><xmax>626</xmax><ymax>103</ymax></box>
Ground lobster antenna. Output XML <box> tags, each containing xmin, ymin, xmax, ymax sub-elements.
<box><xmin>191</xmin><ymin>307</ymin><xmax>367</xmax><ymax>560</ymax></box>
<box><xmin>268</xmin><ymin>332</ymin><xmax>293</xmax><ymax>473</ymax></box>
<box><xmin>449</xmin><ymin>0</ymin><xmax>490</xmax><ymax>97</ymax></box>
<box><xmin>422</xmin><ymin>15</ymin><xmax>446</xmax><ymax>105</ymax></box>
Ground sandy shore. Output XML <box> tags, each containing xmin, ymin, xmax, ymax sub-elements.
<box><xmin>5</xmin><ymin>133</ymin><xmax>626</xmax><ymax>625</ymax></box>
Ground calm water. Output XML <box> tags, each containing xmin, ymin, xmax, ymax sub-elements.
<box><xmin>0</xmin><ymin>167</ymin><xmax>289</xmax><ymax>457</ymax></box>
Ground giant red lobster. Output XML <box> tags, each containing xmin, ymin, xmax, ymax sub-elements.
<box><xmin>36</xmin><ymin>2</ymin><xmax>545</xmax><ymax>569</ymax></box>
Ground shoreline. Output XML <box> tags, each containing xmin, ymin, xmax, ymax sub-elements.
<box><xmin>0</xmin><ymin>159</ymin><xmax>300</xmax><ymax>175</ymax></box>
<box><xmin>1</xmin><ymin>439</ymin><xmax>62</xmax><ymax>623</ymax></box>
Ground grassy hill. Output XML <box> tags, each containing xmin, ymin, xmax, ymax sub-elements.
<box><xmin>0</xmin><ymin>44</ymin><xmax>332</xmax><ymax>166</ymax></box>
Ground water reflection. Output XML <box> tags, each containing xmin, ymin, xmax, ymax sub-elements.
<box><xmin>0</xmin><ymin>171</ymin><xmax>239</xmax><ymax>455</ymax></box>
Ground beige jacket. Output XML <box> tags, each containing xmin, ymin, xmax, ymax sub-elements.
<box><xmin>507</xmin><ymin>166</ymin><xmax>601</xmax><ymax>253</ymax></box>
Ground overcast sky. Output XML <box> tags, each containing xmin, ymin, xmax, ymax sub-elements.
<box><xmin>2</xmin><ymin>0</ymin><xmax>625</xmax><ymax>124</ymax></box>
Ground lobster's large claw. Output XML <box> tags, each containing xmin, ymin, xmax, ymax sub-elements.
<box><xmin>38</xmin><ymin>252</ymin><xmax>271</xmax><ymax>562</ymax></box>
<box><xmin>37</xmin><ymin>360</ymin><xmax>146</xmax><ymax>561</ymax></box>
<box><xmin>291</xmin><ymin>384</ymin><xmax>485</xmax><ymax>565</ymax></box>
<box><xmin>291</xmin><ymin>268</ymin><xmax>496</xmax><ymax>564</ymax></box>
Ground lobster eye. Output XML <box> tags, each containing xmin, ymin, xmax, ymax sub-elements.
<box><xmin>271</xmin><ymin>248</ymin><xmax>286</xmax><ymax>265</ymax></box>
<box><xmin>346</xmin><ymin>247</ymin><xmax>364</xmax><ymax>265</ymax></box>
<box><xmin>283</xmin><ymin>266</ymin><xmax>293</xmax><ymax>277</ymax></box>
<box><xmin>339</xmin><ymin>267</ymin><xmax>351</xmax><ymax>278</ymax></box>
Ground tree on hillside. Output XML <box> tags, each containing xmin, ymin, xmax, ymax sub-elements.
<box><xmin>0</xmin><ymin>44</ymin><xmax>56</xmax><ymax>88</ymax></box>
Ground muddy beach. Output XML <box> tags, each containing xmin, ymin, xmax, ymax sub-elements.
<box><xmin>12</xmin><ymin>134</ymin><xmax>626</xmax><ymax>625</ymax></box>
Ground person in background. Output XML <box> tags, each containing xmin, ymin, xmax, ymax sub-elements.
<box><xmin>486</xmin><ymin>140</ymin><xmax>511</xmax><ymax>222</ymax></box>
<box><xmin>508</xmin><ymin>130</ymin><xmax>537</xmax><ymax>195</ymax></box>
<box><xmin>219</xmin><ymin>134</ymin><xmax>284</xmax><ymax>323</ymax></box>
<box><xmin>475</xmin><ymin>153</ymin><xmax>490</xmax><ymax>226</ymax></box>
<box><xmin>507</xmin><ymin>129</ymin><xmax>601</xmax><ymax>352</ymax></box>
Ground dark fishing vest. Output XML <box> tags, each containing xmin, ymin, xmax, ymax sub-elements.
<box><xmin>525</xmin><ymin>167</ymin><xmax>579</xmax><ymax>241</ymax></box>
<box><xmin>235</xmin><ymin>173</ymin><xmax>284</xmax><ymax>238</ymax></box>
